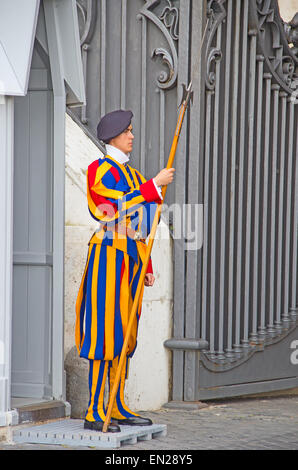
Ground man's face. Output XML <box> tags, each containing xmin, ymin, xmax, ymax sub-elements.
<box><xmin>109</xmin><ymin>124</ymin><xmax>134</xmax><ymax>155</ymax></box>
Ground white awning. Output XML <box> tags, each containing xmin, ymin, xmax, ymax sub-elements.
<box><xmin>0</xmin><ymin>0</ymin><xmax>85</xmax><ymax>106</ymax></box>
<box><xmin>0</xmin><ymin>0</ymin><xmax>40</xmax><ymax>95</ymax></box>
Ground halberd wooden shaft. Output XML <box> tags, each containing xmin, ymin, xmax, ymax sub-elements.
<box><xmin>103</xmin><ymin>84</ymin><xmax>192</xmax><ymax>433</ymax></box>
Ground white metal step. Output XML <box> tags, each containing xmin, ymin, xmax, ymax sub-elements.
<box><xmin>13</xmin><ymin>418</ymin><xmax>167</xmax><ymax>449</ymax></box>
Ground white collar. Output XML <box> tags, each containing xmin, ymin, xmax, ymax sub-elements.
<box><xmin>105</xmin><ymin>144</ymin><xmax>130</xmax><ymax>165</ymax></box>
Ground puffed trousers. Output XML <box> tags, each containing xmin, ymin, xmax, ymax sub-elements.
<box><xmin>85</xmin><ymin>355</ymin><xmax>140</xmax><ymax>422</ymax></box>
<box><xmin>76</xmin><ymin>242</ymin><xmax>146</xmax><ymax>422</ymax></box>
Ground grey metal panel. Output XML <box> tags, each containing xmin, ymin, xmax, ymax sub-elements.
<box><xmin>11</xmin><ymin>265</ymin><xmax>52</xmax><ymax>398</ymax></box>
<box><xmin>12</xmin><ymin>44</ymin><xmax>53</xmax><ymax>399</ymax></box>
<box><xmin>199</xmin><ymin>326</ymin><xmax>298</xmax><ymax>395</ymax></box>
<box><xmin>0</xmin><ymin>95</ymin><xmax>14</xmax><ymax>420</ymax></box>
<box><xmin>13</xmin><ymin>252</ymin><xmax>53</xmax><ymax>266</ymax></box>
<box><xmin>43</xmin><ymin>0</ymin><xmax>67</xmax><ymax>400</ymax></box>
<box><xmin>290</xmin><ymin>112</ymin><xmax>298</xmax><ymax>316</ymax></box>
<box><xmin>196</xmin><ymin>0</ymin><xmax>298</xmax><ymax>399</ymax></box>
<box><xmin>28</xmin><ymin>68</ymin><xmax>49</xmax><ymax>91</ymax></box>
<box><xmin>13</xmin><ymin>94</ymin><xmax>30</xmax><ymax>254</ymax></box>
<box><xmin>198</xmin><ymin>377</ymin><xmax>298</xmax><ymax>401</ymax></box>
<box><xmin>49</xmin><ymin>0</ymin><xmax>85</xmax><ymax>107</ymax></box>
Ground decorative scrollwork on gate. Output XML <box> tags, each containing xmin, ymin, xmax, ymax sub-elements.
<box><xmin>204</xmin><ymin>0</ymin><xmax>226</xmax><ymax>90</ymax></box>
<box><xmin>76</xmin><ymin>0</ymin><xmax>97</xmax><ymax>124</ymax></box>
<box><xmin>138</xmin><ymin>0</ymin><xmax>179</xmax><ymax>90</ymax></box>
<box><xmin>284</xmin><ymin>12</ymin><xmax>298</xmax><ymax>58</ymax></box>
<box><xmin>252</xmin><ymin>0</ymin><xmax>298</xmax><ymax>93</ymax></box>
<box><xmin>159</xmin><ymin>0</ymin><xmax>179</xmax><ymax>40</ymax></box>
<box><xmin>76</xmin><ymin>0</ymin><xmax>97</xmax><ymax>47</ymax></box>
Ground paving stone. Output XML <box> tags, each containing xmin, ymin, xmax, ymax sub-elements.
<box><xmin>0</xmin><ymin>395</ymin><xmax>297</xmax><ymax>450</ymax></box>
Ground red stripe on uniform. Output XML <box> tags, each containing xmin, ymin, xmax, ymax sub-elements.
<box><xmin>88</xmin><ymin>159</ymin><xmax>117</xmax><ymax>216</ymax></box>
<box><xmin>146</xmin><ymin>258</ymin><xmax>153</xmax><ymax>274</ymax></box>
<box><xmin>120</xmin><ymin>258</ymin><xmax>125</xmax><ymax>283</ymax></box>
<box><xmin>88</xmin><ymin>160</ymin><xmax>102</xmax><ymax>207</ymax></box>
<box><xmin>88</xmin><ymin>159</ymin><xmax>100</xmax><ymax>187</ymax></box>
<box><xmin>109</xmin><ymin>165</ymin><xmax>121</xmax><ymax>183</ymax></box>
<box><xmin>140</xmin><ymin>179</ymin><xmax>162</xmax><ymax>204</ymax></box>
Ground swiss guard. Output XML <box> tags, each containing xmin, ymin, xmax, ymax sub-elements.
<box><xmin>75</xmin><ymin>109</ymin><xmax>175</xmax><ymax>432</ymax></box>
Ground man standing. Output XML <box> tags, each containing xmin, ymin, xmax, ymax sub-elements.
<box><xmin>75</xmin><ymin>109</ymin><xmax>175</xmax><ymax>432</ymax></box>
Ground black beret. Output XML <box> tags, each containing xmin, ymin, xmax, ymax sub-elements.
<box><xmin>97</xmin><ymin>109</ymin><xmax>133</xmax><ymax>143</ymax></box>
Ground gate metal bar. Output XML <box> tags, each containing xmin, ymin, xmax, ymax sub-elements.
<box><xmin>291</xmin><ymin>128</ymin><xmax>298</xmax><ymax>316</ymax></box>
<box><xmin>235</xmin><ymin>0</ymin><xmax>248</xmax><ymax>352</ymax></box>
<box><xmin>218</xmin><ymin>0</ymin><xmax>232</xmax><ymax>360</ymax></box>
<box><xmin>226</xmin><ymin>0</ymin><xmax>241</xmax><ymax>356</ymax></box>
<box><xmin>277</xmin><ymin>95</ymin><xmax>289</xmax><ymax>328</ymax></box>
<box><xmin>268</xmin><ymin>83</ymin><xmax>279</xmax><ymax>335</ymax></box>
<box><xmin>283</xmin><ymin>101</ymin><xmax>295</xmax><ymax>324</ymax></box>
<box><xmin>250</xmin><ymin>54</ymin><xmax>264</xmax><ymax>343</ymax></box>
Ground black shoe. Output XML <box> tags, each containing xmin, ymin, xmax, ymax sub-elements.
<box><xmin>116</xmin><ymin>416</ymin><xmax>153</xmax><ymax>426</ymax></box>
<box><xmin>84</xmin><ymin>419</ymin><xmax>121</xmax><ymax>433</ymax></box>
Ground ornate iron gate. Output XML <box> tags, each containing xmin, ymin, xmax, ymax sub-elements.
<box><xmin>188</xmin><ymin>0</ymin><xmax>298</xmax><ymax>400</ymax></box>
<box><xmin>71</xmin><ymin>0</ymin><xmax>298</xmax><ymax>401</ymax></box>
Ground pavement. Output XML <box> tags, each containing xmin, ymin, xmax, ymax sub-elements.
<box><xmin>1</xmin><ymin>394</ymin><xmax>298</xmax><ymax>451</ymax></box>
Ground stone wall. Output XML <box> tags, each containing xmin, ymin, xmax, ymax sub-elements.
<box><xmin>64</xmin><ymin>114</ymin><xmax>173</xmax><ymax>417</ymax></box>
<box><xmin>278</xmin><ymin>0</ymin><xmax>297</xmax><ymax>22</ymax></box>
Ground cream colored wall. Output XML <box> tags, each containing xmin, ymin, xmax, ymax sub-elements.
<box><xmin>278</xmin><ymin>0</ymin><xmax>298</xmax><ymax>22</ymax></box>
<box><xmin>64</xmin><ymin>113</ymin><xmax>173</xmax><ymax>417</ymax></box>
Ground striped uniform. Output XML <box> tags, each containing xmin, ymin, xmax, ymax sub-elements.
<box><xmin>75</xmin><ymin>154</ymin><xmax>161</xmax><ymax>421</ymax></box>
